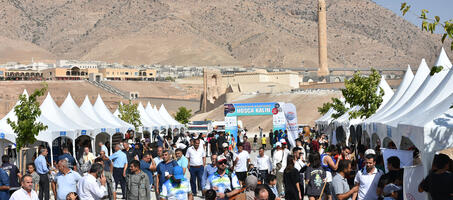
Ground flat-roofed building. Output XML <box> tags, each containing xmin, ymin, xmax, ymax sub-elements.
<box><xmin>0</xmin><ymin>68</ymin><xmax>43</xmax><ymax>80</ymax></box>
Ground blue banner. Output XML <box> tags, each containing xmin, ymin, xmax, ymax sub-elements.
<box><xmin>225</xmin><ymin>103</ymin><xmax>280</xmax><ymax>116</ymax></box>
<box><xmin>225</xmin><ymin>116</ymin><xmax>238</xmax><ymax>150</ymax></box>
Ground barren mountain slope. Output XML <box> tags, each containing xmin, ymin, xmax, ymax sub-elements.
<box><xmin>0</xmin><ymin>0</ymin><xmax>450</xmax><ymax>67</ymax></box>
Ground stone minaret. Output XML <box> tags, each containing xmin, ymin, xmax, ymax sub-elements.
<box><xmin>317</xmin><ymin>0</ymin><xmax>329</xmax><ymax>77</ymax></box>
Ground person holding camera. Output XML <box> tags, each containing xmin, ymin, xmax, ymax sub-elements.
<box><xmin>77</xmin><ymin>163</ymin><xmax>107</xmax><ymax>200</ymax></box>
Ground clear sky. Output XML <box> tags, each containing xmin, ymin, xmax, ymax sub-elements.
<box><xmin>372</xmin><ymin>0</ymin><xmax>453</xmax><ymax>33</ymax></box>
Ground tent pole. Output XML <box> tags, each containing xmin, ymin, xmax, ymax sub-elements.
<box><xmin>50</xmin><ymin>142</ymin><xmax>54</xmax><ymax>168</ymax></box>
<box><xmin>110</xmin><ymin>134</ymin><xmax>113</xmax><ymax>156</ymax></box>
<box><xmin>72</xmin><ymin>138</ymin><xmax>76</xmax><ymax>163</ymax></box>
<box><xmin>91</xmin><ymin>137</ymin><xmax>95</xmax><ymax>155</ymax></box>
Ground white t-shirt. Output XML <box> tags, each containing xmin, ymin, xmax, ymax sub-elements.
<box><xmin>185</xmin><ymin>145</ymin><xmax>206</xmax><ymax>166</ymax></box>
<box><xmin>273</xmin><ymin>149</ymin><xmax>290</xmax><ymax>173</ymax></box>
<box><xmin>235</xmin><ymin>151</ymin><xmax>250</xmax><ymax>172</ymax></box>
<box><xmin>354</xmin><ymin>167</ymin><xmax>383</xmax><ymax>200</ymax></box>
<box><xmin>10</xmin><ymin>188</ymin><xmax>39</xmax><ymax>200</ymax></box>
<box><xmin>255</xmin><ymin>155</ymin><xmax>272</xmax><ymax>172</ymax></box>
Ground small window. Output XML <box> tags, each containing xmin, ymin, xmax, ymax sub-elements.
<box><xmin>125</xmin><ymin>72</ymin><xmax>129</xmax><ymax>75</ymax></box>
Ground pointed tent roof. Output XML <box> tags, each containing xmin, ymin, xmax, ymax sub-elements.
<box><xmin>80</xmin><ymin>96</ymin><xmax>118</xmax><ymax>134</ymax></box>
<box><xmin>366</xmin><ymin>65</ymin><xmax>414</xmax><ymax>124</ymax></box>
<box><xmin>137</xmin><ymin>102</ymin><xmax>161</xmax><ymax>130</ymax></box>
<box><xmin>61</xmin><ymin>93</ymin><xmax>110</xmax><ymax>134</ymax></box>
<box><xmin>93</xmin><ymin>95</ymin><xmax>133</xmax><ymax>130</ymax></box>
<box><xmin>158</xmin><ymin>104</ymin><xmax>182</xmax><ymax>128</ymax></box>
<box><xmin>146</xmin><ymin>102</ymin><xmax>169</xmax><ymax>129</ymax></box>
<box><xmin>383</xmin><ymin>54</ymin><xmax>450</xmax><ymax>126</ymax></box>
<box><xmin>40</xmin><ymin>93</ymin><xmax>90</xmax><ymax>132</ymax></box>
<box><xmin>113</xmin><ymin>109</ymin><xmax>120</xmax><ymax>117</ymax></box>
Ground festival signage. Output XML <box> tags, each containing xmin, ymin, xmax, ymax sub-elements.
<box><xmin>283</xmin><ymin>103</ymin><xmax>298</xmax><ymax>147</ymax></box>
<box><xmin>225</xmin><ymin>116</ymin><xmax>238</xmax><ymax>150</ymax></box>
<box><xmin>224</xmin><ymin>102</ymin><xmax>279</xmax><ymax>116</ymax></box>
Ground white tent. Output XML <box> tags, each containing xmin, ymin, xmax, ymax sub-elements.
<box><xmin>364</xmin><ymin>66</ymin><xmax>414</xmax><ymax>133</ymax></box>
<box><xmin>80</xmin><ymin>96</ymin><xmax>120</xmax><ymax>134</ymax></box>
<box><xmin>92</xmin><ymin>95</ymin><xmax>134</xmax><ymax>132</ymax></box>
<box><xmin>137</xmin><ymin>102</ymin><xmax>161</xmax><ymax>131</ymax></box>
<box><xmin>145</xmin><ymin>102</ymin><xmax>169</xmax><ymax>129</ymax></box>
<box><xmin>375</xmin><ymin>49</ymin><xmax>451</xmax><ymax>147</ymax></box>
<box><xmin>332</xmin><ymin>76</ymin><xmax>394</xmax><ymax>144</ymax></box>
<box><xmin>113</xmin><ymin>109</ymin><xmax>120</xmax><ymax>117</ymax></box>
<box><xmin>157</xmin><ymin>105</ymin><xmax>182</xmax><ymax>129</ymax></box>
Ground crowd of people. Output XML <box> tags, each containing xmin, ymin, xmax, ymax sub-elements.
<box><xmin>0</xmin><ymin>128</ymin><xmax>452</xmax><ymax>200</ymax></box>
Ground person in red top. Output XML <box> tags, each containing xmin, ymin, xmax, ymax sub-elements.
<box><xmin>311</xmin><ymin>136</ymin><xmax>320</xmax><ymax>153</ymax></box>
<box><xmin>243</xmin><ymin>136</ymin><xmax>252</xmax><ymax>153</ymax></box>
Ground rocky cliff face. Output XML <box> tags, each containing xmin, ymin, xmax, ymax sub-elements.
<box><xmin>0</xmin><ymin>0</ymin><xmax>450</xmax><ymax>67</ymax></box>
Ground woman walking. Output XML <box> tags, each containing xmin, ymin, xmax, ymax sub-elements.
<box><xmin>283</xmin><ymin>155</ymin><xmax>302</xmax><ymax>200</ymax></box>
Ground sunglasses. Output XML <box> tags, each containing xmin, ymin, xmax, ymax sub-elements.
<box><xmin>218</xmin><ymin>160</ymin><xmax>228</xmax><ymax>165</ymax></box>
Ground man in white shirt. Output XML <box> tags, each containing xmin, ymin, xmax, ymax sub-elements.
<box><xmin>354</xmin><ymin>152</ymin><xmax>383</xmax><ymax>200</ymax></box>
<box><xmin>235</xmin><ymin>142</ymin><xmax>250</xmax><ymax>185</ymax></box>
<box><xmin>272</xmin><ymin>141</ymin><xmax>290</xmax><ymax>196</ymax></box>
<box><xmin>10</xmin><ymin>175</ymin><xmax>38</xmax><ymax>200</ymax></box>
<box><xmin>186</xmin><ymin>138</ymin><xmax>206</xmax><ymax>196</ymax></box>
<box><xmin>254</xmin><ymin>147</ymin><xmax>272</xmax><ymax>183</ymax></box>
<box><xmin>77</xmin><ymin>163</ymin><xmax>107</xmax><ymax>200</ymax></box>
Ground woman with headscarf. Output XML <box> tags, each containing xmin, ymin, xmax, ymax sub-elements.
<box><xmin>245</xmin><ymin>175</ymin><xmax>258</xmax><ymax>200</ymax></box>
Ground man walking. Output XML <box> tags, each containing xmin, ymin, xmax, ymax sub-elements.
<box><xmin>185</xmin><ymin>138</ymin><xmax>206</xmax><ymax>196</ymax></box>
<box><xmin>156</xmin><ymin>150</ymin><xmax>179</xmax><ymax>197</ymax></box>
<box><xmin>10</xmin><ymin>175</ymin><xmax>39</xmax><ymax>200</ymax></box>
<box><xmin>204</xmin><ymin>155</ymin><xmax>242</xmax><ymax>199</ymax></box>
<box><xmin>140</xmin><ymin>152</ymin><xmax>155</xmax><ymax>191</ymax></box>
<box><xmin>175</xmin><ymin>148</ymin><xmax>188</xmax><ymax>178</ymax></box>
<box><xmin>201</xmin><ymin>154</ymin><xmax>217</xmax><ymax>190</ymax></box>
<box><xmin>77</xmin><ymin>163</ymin><xmax>107</xmax><ymax>200</ymax></box>
<box><xmin>34</xmin><ymin>148</ymin><xmax>49</xmax><ymax>200</ymax></box>
<box><xmin>354</xmin><ymin>151</ymin><xmax>383</xmax><ymax>200</ymax></box>
<box><xmin>332</xmin><ymin>160</ymin><xmax>358</xmax><ymax>200</ymax></box>
<box><xmin>255</xmin><ymin>147</ymin><xmax>272</xmax><ymax>183</ymax></box>
<box><xmin>109</xmin><ymin>144</ymin><xmax>128</xmax><ymax>199</ymax></box>
<box><xmin>52</xmin><ymin>159</ymin><xmax>81</xmax><ymax>200</ymax></box>
<box><xmin>126</xmin><ymin>160</ymin><xmax>150</xmax><ymax>200</ymax></box>
<box><xmin>235</xmin><ymin>142</ymin><xmax>250</xmax><ymax>185</ymax></box>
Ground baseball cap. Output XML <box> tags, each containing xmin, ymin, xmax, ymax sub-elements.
<box><xmin>222</xmin><ymin>143</ymin><xmax>229</xmax><ymax>148</ymax></box>
<box><xmin>276</xmin><ymin>142</ymin><xmax>282</xmax><ymax>147</ymax></box>
<box><xmin>280</xmin><ymin>139</ymin><xmax>287</xmax><ymax>144</ymax></box>
<box><xmin>172</xmin><ymin>166</ymin><xmax>185</xmax><ymax>180</ymax></box>
<box><xmin>383</xmin><ymin>184</ymin><xmax>401</xmax><ymax>196</ymax></box>
<box><xmin>217</xmin><ymin>155</ymin><xmax>227</xmax><ymax>162</ymax></box>
<box><xmin>365</xmin><ymin>149</ymin><xmax>376</xmax><ymax>156</ymax></box>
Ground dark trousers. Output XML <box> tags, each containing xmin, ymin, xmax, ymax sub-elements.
<box><xmin>113</xmin><ymin>167</ymin><xmax>126</xmax><ymax>198</ymax></box>
<box><xmin>259</xmin><ymin>170</ymin><xmax>268</xmax><ymax>183</ymax></box>
<box><xmin>38</xmin><ymin>173</ymin><xmax>49</xmax><ymax>200</ymax></box>
<box><xmin>189</xmin><ymin>166</ymin><xmax>204</xmax><ymax>195</ymax></box>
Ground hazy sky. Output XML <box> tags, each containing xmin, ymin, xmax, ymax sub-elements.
<box><xmin>372</xmin><ymin>0</ymin><xmax>453</xmax><ymax>33</ymax></box>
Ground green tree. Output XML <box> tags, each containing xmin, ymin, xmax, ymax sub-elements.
<box><xmin>318</xmin><ymin>97</ymin><xmax>347</xmax><ymax>119</ymax></box>
<box><xmin>174</xmin><ymin>107</ymin><xmax>192</xmax><ymax>124</ymax></box>
<box><xmin>7</xmin><ymin>84</ymin><xmax>48</xmax><ymax>149</ymax></box>
<box><xmin>343</xmin><ymin>69</ymin><xmax>384</xmax><ymax>119</ymax></box>
<box><xmin>401</xmin><ymin>3</ymin><xmax>453</xmax><ymax>50</ymax></box>
<box><xmin>118</xmin><ymin>101</ymin><xmax>142</xmax><ymax>131</ymax></box>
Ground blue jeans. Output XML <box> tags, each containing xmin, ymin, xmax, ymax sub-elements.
<box><xmin>189</xmin><ymin>166</ymin><xmax>204</xmax><ymax>195</ymax></box>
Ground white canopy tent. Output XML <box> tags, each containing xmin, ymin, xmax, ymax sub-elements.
<box><xmin>92</xmin><ymin>95</ymin><xmax>133</xmax><ymax>132</ymax></box>
<box><xmin>146</xmin><ymin>102</ymin><xmax>169</xmax><ymax>129</ymax></box>
<box><xmin>375</xmin><ymin>48</ymin><xmax>452</xmax><ymax>148</ymax></box>
<box><xmin>331</xmin><ymin>76</ymin><xmax>394</xmax><ymax>145</ymax></box>
<box><xmin>157</xmin><ymin>105</ymin><xmax>182</xmax><ymax>129</ymax></box>
<box><xmin>364</xmin><ymin>66</ymin><xmax>414</xmax><ymax>133</ymax></box>
<box><xmin>137</xmin><ymin>102</ymin><xmax>161</xmax><ymax>131</ymax></box>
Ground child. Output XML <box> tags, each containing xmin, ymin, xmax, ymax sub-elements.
<box><xmin>205</xmin><ymin>189</ymin><xmax>217</xmax><ymax>200</ymax></box>
<box><xmin>261</xmin><ymin>134</ymin><xmax>267</xmax><ymax>149</ymax></box>
<box><xmin>267</xmin><ymin>174</ymin><xmax>279</xmax><ymax>198</ymax></box>
<box><xmin>26</xmin><ymin>163</ymin><xmax>40</xmax><ymax>191</ymax></box>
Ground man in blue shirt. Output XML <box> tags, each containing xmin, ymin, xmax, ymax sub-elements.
<box><xmin>34</xmin><ymin>148</ymin><xmax>49</xmax><ymax>200</ymax></box>
<box><xmin>156</xmin><ymin>150</ymin><xmax>178</xmax><ymax>196</ymax></box>
<box><xmin>52</xmin><ymin>159</ymin><xmax>81</xmax><ymax>200</ymax></box>
<box><xmin>175</xmin><ymin>148</ymin><xmax>188</xmax><ymax>177</ymax></box>
<box><xmin>202</xmin><ymin>154</ymin><xmax>218</xmax><ymax>189</ymax></box>
<box><xmin>109</xmin><ymin>144</ymin><xmax>127</xmax><ymax>199</ymax></box>
<box><xmin>0</xmin><ymin>168</ymin><xmax>9</xmax><ymax>199</ymax></box>
<box><xmin>140</xmin><ymin>152</ymin><xmax>156</xmax><ymax>189</ymax></box>
<box><xmin>57</xmin><ymin>147</ymin><xmax>77</xmax><ymax>171</ymax></box>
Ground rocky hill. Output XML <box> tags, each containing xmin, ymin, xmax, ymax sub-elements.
<box><xmin>0</xmin><ymin>0</ymin><xmax>451</xmax><ymax>68</ymax></box>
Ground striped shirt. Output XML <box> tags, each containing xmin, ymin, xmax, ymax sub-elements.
<box><xmin>160</xmin><ymin>179</ymin><xmax>191</xmax><ymax>200</ymax></box>
<box><xmin>204</xmin><ymin>170</ymin><xmax>240</xmax><ymax>194</ymax></box>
